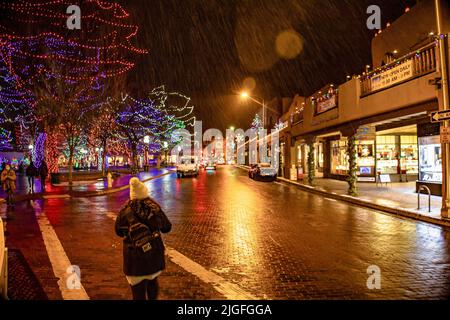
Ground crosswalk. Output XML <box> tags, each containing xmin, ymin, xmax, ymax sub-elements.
<box><xmin>104</xmin><ymin>206</ymin><xmax>257</xmax><ymax>300</ymax></box>
<box><xmin>31</xmin><ymin>200</ymin><xmax>90</xmax><ymax>300</ymax></box>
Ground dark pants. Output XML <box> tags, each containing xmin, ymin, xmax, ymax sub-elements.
<box><xmin>27</xmin><ymin>176</ymin><xmax>34</xmax><ymax>192</ymax></box>
<box><xmin>5</xmin><ymin>189</ymin><xmax>14</xmax><ymax>205</ymax></box>
<box><xmin>130</xmin><ymin>278</ymin><xmax>159</xmax><ymax>300</ymax></box>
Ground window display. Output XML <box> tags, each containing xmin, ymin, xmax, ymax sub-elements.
<box><xmin>316</xmin><ymin>142</ymin><xmax>324</xmax><ymax>171</ymax></box>
<box><xmin>356</xmin><ymin>141</ymin><xmax>375</xmax><ymax>177</ymax></box>
<box><xmin>400</xmin><ymin>136</ymin><xmax>418</xmax><ymax>174</ymax></box>
<box><xmin>376</xmin><ymin>136</ymin><xmax>398</xmax><ymax>174</ymax></box>
<box><xmin>297</xmin><ymin>146</ymin><xmax>302</xmax><ymax>167</ymax></box>
<box><xmin>296</xmin><ymin>145</ymin><xmax>305</xmax><ymax>179</ymax></box>
<box><xmin>331</xmin><ymin>139</ymin><xmax>348</xmax><ymax>175</ymax></box>
<box><xmin>418</xmin><ymin>136</ymin><xmax>442</xmax><ymax>182</ymax></box>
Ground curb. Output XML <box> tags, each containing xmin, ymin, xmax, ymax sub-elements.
<box><xmin>234</xmin><ymin>165</ymin><xmax>450</xmax><ymax>228</ymax></box>
<box><xmin>71</xmin><ymin>170</ymin><xmax>175</xmax><ymax>198</ymax></box>
<box><xmin>0</xmin><ymin>170</ymin><xmax>176</xmax><ymax>203</ymax></box>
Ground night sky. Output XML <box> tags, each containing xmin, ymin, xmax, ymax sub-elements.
<box><xmin>123</xmin><ymin>0</ymin><xmax>417</xmax><ymax>130</ymax></box>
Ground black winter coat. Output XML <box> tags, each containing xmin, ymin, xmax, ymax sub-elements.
<box><xmin>26</xmin><ymin>163</ymin><xmax>38</xmax><ymax>177</ymax></box>
<box><xmin>39</xmin><ymin>163</ymin><xmax>48</xmax><ymax>178</ymax></box>
<box><xmin>115</xmin><ymin>198</ymin><xmax>172</xmax><ymax>276</ymax></box>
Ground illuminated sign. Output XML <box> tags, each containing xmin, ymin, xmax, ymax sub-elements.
<box><xmin>370</xmin><ymin>60</ymin><xmax>413</xmax><ymax>92</ymax></box>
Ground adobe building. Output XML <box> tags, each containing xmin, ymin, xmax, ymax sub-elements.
<box><xmin>281</xmin><ymin>0</ymin><xmax>450</xmax><ymax>197</ymax></box>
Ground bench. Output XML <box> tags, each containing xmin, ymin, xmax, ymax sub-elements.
<box><xmin>0</xmin><ymin>217</ymin><xmax>8</xmax><ymax>299</ymax></box>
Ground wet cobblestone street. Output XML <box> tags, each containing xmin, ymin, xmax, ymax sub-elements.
<box><xmin>3</xmin><ymin>166</ymin><xmax>450</xmax><ymax>300</ymax></box>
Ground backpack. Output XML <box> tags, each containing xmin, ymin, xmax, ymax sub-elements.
<box><xmin>126</xmin><ymin>210</ymin><xmax>160</xmax><ymax>253</ymax></box>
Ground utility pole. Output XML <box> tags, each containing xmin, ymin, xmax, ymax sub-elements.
<box><xmin>262</xmin><ymin>99</ymin><xmax>266</xmax><ymax>128</ymax></box>
<box><xmin>435</xmin><ymin>0</ymin><xmax>450</xmax><ymax>218</ymax></box>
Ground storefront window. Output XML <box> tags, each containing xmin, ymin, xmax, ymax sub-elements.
<box><xmin>356</xmin><ymin>140</ymin><xmax>375</xmax><ymax>177</ymax></box>
<box><xmin>400</xmin><ymin>136</ymin><xmax>418</xmax><ymax>174</ymax></box>
<box><xmin>316</xmin><ymin>142</ymin><xmax>324</xmax><ymax>171</ymax></box>
<box><xmin>297</xmin><ymin>145</ymin><xmax>303</xmax><ymax>168</ymax></box>
<box><xmin>376</xmin><ymin>136</ymin><xmax>398</xmax><ymax>174</ymax></box>
<box><xmin>331</xmin><ymin>139</ymin><xmax>348</xmax><ymax>175</ymax></box>
<box><xmin>419</xmin><ymin>136</ymin><xmax>442</xmax><ymax>182</ymax></box>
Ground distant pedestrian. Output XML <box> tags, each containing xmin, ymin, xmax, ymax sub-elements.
<box><xmin>39</xmin><ymin>160</ymin><xmax>48</xmax><ymax>192</ymax></box>
<box><xmin>115</xmin><ymin>177</ymin><xmax>172</xmax><ymax>300</ymax></box>
<box><xmin>1</xmin><ymin>164</ymin><xmax>17</xmax><ymax>206</ymax></box>
<box><xmin>26</xmin><ymin>160</ymin><xmax>38</xmax><ymax>193</ymax></box>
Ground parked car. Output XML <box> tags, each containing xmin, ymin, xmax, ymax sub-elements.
<box><xmin>177</xmin><ymin>156</ymin><xmax>199</xmax><ymax>178</ymax></box>
<box><xmin>249</xmin><ymin>163</ymin><xmax>277</xmax><ymax>181</ymax></box>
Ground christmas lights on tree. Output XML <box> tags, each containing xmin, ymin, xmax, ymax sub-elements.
<box><xmin>116</xmin><ymin>87</ymin><xmax>195</xmax><ymax>167</ymax></box>
<box><xmin>251</xmin><ymin>114</ymin><xmax>263</xmax><ymax>132</ymax></box>
<box><xmin>0</xmin><ymin>127</ymin><xmax>13</xmax><ymax>151</ymax></box>
<box><xmin>0</xmin><ymin>0</ymin><xmax>146</xmax><ymax>176</ymax></box>
<box><xmin>0</xmin><ymin>0</ymin><xmax>146</xmax><ymax>94</ymax></box>
<box><xmin>33</xmin><ymin>132</ymin><xmax>46</xmax><ymax>168</ymax></box>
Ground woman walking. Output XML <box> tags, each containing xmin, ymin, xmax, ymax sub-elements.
<box><xmin>115</xmin><ymin>177</ymin><xmax>172</xmax><ymax>300</ymax></box>
<box><xmin>1</xmin><ymin>164</ymin><xmax>17</xmax><ymax>206</ymax></box>
<box><xmin>26</xmin><ymin>160</ymin><xmax>38</xmax><ymax>193</ymax></box>
<box><xmin>39</xmin><ymin>160</ymin><xmax>48</xmax><ymax>192</ymax></box>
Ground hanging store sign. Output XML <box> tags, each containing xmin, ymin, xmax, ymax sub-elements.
<box><xmin>316</xmin><ymin>94</ymin><xmax>337</xmax><ymax>114</ymax></box>
<box><xmin>370</xmin><ymin>60</ymin><xmax>413</xmax><ymax>92</ymax></box>
<box><xmin>355</xmin><ymin>126</ymin><xmax>376</xmax><ymax>141</ymax></box>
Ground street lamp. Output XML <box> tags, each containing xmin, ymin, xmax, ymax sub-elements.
<box><xmin>143</xmin><ymin>135</ymin><xmax>150</xmax><ymax>171</ymax></box>
<box><xmin>240</xmin><ymin>91</ymin><xmax>266</xmax><ymax>128</ymax></box>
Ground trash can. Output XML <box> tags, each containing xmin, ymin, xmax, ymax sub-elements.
<box><xmin>50</xmin><ymin>173</ymin><xmax>60</xmax><ymax>184</ymax></box>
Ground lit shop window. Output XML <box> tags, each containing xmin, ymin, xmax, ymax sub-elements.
<box><xmin>376</xmin><ymin>136</ymin><xmax>398</xmax><ymax>174</ymax></box>
<box><xmin>331</xmin><ymin>139</ymin><xmax>348</xmax><ymax>175</ymax></box>
<box><xmin>400</xmin><ymin>136</ymin><xmax>418</xmax><ymax>174</ymax></box>
<box><xmin>418</xmin><ymin>136</ymin><xmax>442</xmax><ymax>183</ymax></box>
<box><xmin>356</xmin><ymin>140</ymin><xmax>375</xmax><ymax>177</ymax></box>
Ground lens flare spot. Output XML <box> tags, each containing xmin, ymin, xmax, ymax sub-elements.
<box><xmin>243</xmin><ymin>77</ymin><xmax>256</xmax><ymax>91</ymax></box>
<box><xmin>275</xmin><ymin>29</ymin><xmax>304</xmax><ymax>60</ymax></box>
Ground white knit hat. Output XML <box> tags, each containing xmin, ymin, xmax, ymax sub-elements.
<box><xmin>129</xmin><ymin>177</ymin><xmax>149</xmax><ymax>200</ymax></box>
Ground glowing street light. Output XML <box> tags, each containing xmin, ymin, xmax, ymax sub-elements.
<box><xmin>240</xmin><ymin>91</ymin><xmax>249</xmax><ymax>99</ymax></box>
<box><xmin>143</xmin><ymin>136</ymin><xmax>151</xmax><ymax>171</ymax></box>
<box><xmin>239</xmin><ymin>91</ymin><xmax>266</xmax><ymax>128</ymax></box>
<box><xmin>28</xmin><ymin>144</ymin><xmax>34</xmax><ymax>150</ymax></box>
